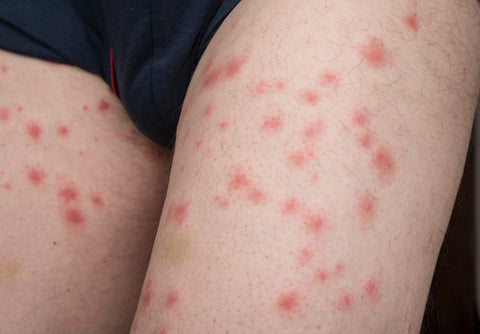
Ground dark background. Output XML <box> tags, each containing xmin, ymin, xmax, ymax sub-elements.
<box><xmin>420</xmin><ymin>129</ymin><xmax>478</xmax><ymax>334</ymax></box>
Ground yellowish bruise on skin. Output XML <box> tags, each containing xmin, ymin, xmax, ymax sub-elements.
<box><xmin>1</xmin><ymin>261</ymin><xmax>22</xmax><ymax>281</ymax></box>
<box><xmin>159</xmin><ymin>231</ymin><xmax>193</xmax><ymax>266</ymax></box>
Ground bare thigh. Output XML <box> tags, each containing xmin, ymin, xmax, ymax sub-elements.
<box><xmin>132</xmin><ymin>0</ymin><xmax>480</xmax><ymax>333</ymax></box>
<box><xmin>0</xmin><ymin>50</ymin><xmax>171</xmax><ymax>333</ymax></box>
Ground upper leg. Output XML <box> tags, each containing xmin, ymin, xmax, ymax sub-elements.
<box><xmin>132</xmin><ymin>0</ymin><xmax>480</xmax><ymax>333</ymax></box>
<box><xmin>0</xmin><ymin>49</ymin><xmax>171</xmax><ymax>333</ymax></box>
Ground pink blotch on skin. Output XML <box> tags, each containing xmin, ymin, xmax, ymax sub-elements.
<box><xmin>358</xmin><ymin>133</ymin><xmax>372</xmax><ymax>148</ymax></box>
<box><xmin>277</xmin><ymin>291</ymin><xmax>300</xmax><ymax>315</ymax></box>
<box><xmin>203</xmin><ymin>53</ymin><xmax>249</xmax><ymax>88</ymax></box>
<box><xmin>352</xmin><ymin>108</ymin><xmax>370</xmax><ymax>128</ymax></box>
<box><xmin>26</xmin><ymin>122</ymin><xmax>42</xmax><ymax>141</ymax></box>
<box><xmin>336</xmin><ymin>293</ymin><xmax>355</xmax><ymax>310</ymax></box>
<box><xmin>82</xmin><ymin>105</ymin><xmax>89</xmax><ymax>111</ymax></box>
<box><xmin>141</xmin><ymin>279</ymin><xmax>153</xmax><ymax>309</ymax></box>
<box><xmin>214</xmin><ymin>195</ymin><xmax>229</xmax><ymax>209</ymax></box>
<box><xmin>297</xmin><ymin>247</ymin><xmax>313</xmax><ymax>266</ymax></box>
<box><xmin>1</xmin><ymin>65</ymin><xmax>7</xmax><ymax>74</ymax></box>
<box><xmin>303</xmin><ymin>213</ymin><xmax>325</xmax><ymax>235</ymax></box>
<box><xmin>254</xmin><ymin>80</ymin><xmax>269</xmax><ymax>96</ymax></box>
<box><xmin>262</xmin><ymin>115</ymin><xmax>283</xmax><ymax>132</ymax></box>
<box><xmin>300</xmin><ymin>90</ymin><xmax>320</xmax><ymax>106</ymax></box>
<box><xmin>303</xmin><ymin>120</ymin><xmax>324</xmax><ymax>140</ymax></box>
<box><xmin>218</xmin><ymin>121</ymin><xmax>230</xmax><ymax>131</ymax></box>
<box><xmin>248</xmin><ymin>188</ymin><xmax>266</xmax><ymax>205</ymax></box>
<box><xmin>225</xmin><ymin>54</ymin><xmax>248</xmax><ymax>78</ymax></box>
<box><xmin>158</xmin><ymin>327</ymin><xmax>168</xmax><ymax>334</ymax></box>
<box><xmin>195</xmin><ymin>140</ymin><xmax>203</xmax><ymax>150</ymax></box>
<box><xmin>91</xmin><ymin>193</ymin><xmax>105</xmax><ymax>208</ymax></box>
<box><xmin>359</xmin><ymin>37</ymin><xmax>388</xmax><ymax>69</ymax></box>
<box><xmin>357</xmin><ymin>193</ymin><xmax>376</xmax><ymax>223</ymax></box>
<box><xmin>203</xmin><ymin>103</ymin><xmax>215</xmax><ymax>119</ymax></box>
<box><xmin>288</xmin><ymin>149</ymin><xmax>313</xmax><ymax>168</ymax></box>
<box><xmin>319</xmin><ymin>71</ymin><xmax>340</xmax><ymax>91</ymax></box>
<box><xmin>17</xmin><ymin>105</ymin><xmax>23</xmax><ymax>112</ymax></box>
<box><xmin>2</xmin><ymin>183</ymin><xmax>11</xmax><ymax>191</ymax></box>
<box><xmin>362</xmin><ymin>277</ymin><xmax>381</xmax><ymax>303</ymax></box>
<box><xmin>228</xmin><ymin>168</ymin><xmax>251</xmax><ymax>191</ymax></box>
<box><xmin>166</xmin><ymin>200</ymin><xmax>190</xmax><ymax>226</ymax></box>
<box><xmin>372</xmin><ymin>147</ymin><xmax>395</xmax><ymax>179</ymax></box>
<box><xmin>165</xmin><ymin>289</ymin><xmax>179</xmax><ymax>309</ymax></box>
<box><xmin>404</xmin><ymin>14</ymin><xmax>419</xmax><ymax>32</ymax></box>
<box><xmin>282</xmin><ymin>197</ymin><xmax>300</xmax><ymax>215</ymax></box>
<box><xmin>0</xmin><ymin>107</ymin><xmax>10</xmax><ymax>122</ymax></box>
<box><xmin>334</xmin><ymin>263</ymin><xmax>345</xmax><ymax>275</ymax></box>
<box><xmin>65</xmin><ymin>208</ymin><xmax>85</xmax><ymax>226</ymax></box>
<box><xmin>97</xmin><ymin>99</ymin><xmax>110</xmax><ymax>113</ymax></box>
<box><xmin>58</xmin><ymin>185</ymin><xmax>78</xmax><ymax>204</ymax></box>
<box><xmin>314</xmin><ymin>268</ymin><xmax>329</xmax><ymax>283</ymax></box>
<box><xmin>26</xmin><ymin>166</ymin><xmax>47</xmax><ymax>186</ymax></box>
<box><xmin>57</xmin><ymin>125</ymin><xmax>69</xmax><ymax>136</ymax></box>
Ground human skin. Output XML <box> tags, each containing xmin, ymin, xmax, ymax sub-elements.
<box><xmin>0</xmin><ymin>50</ymin><xmax>172</xmax><ymax>333</ymax></box>
<box><xmin>130</xmin><ymin>0</ymin><xmax>480</xmax><ymax>333</ymax></box>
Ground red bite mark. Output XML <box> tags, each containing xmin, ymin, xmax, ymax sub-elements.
<box><xmin>248</xmin><ymin>188</ymin><xmax>266</xmax><ymax>205</ymax></box>
<box><xmin>90</xmin><ymin>193</ymin><xmax>105</xmax><ymax>208</ymax></box>
<box><xmin>141</xmin><ymin>279</ymin><xmax>153</xmax><ymax>309</ymax></box>
<box><xmin>358</xmin><ymin>133</ymin><xmax>372</xmax><ymax>148</ymax></box>
<box><xmin>214</xmin><ymin>195</ymin><xmax>229</xmax><ymax>209</ymax></box>
<box><xmin>165</xmin><ymin>289</ymin><xmax>179</xmax><ymax>309</ymax></box>
<box><xmin>203</xmin><ymin>52</ymin><xmax>249</xmax><ymax>88</ymax></box>
<box><xmin>277</xmin><ymin>291</ymin><xmax>300</xmax><ymax>315</ymax></box>
<box><xmin>336</xmin><ymin>293</ymin><xmax>355</xmax><ymax>310</ymax></box>
<box><xmin>252</xmin><ymin>80</ymin><xmax>286</xmax><ymax>96</ymax></box>
<box><xmin>26</xmin><ymin>122</ymin><xmax>42</xmax><ymax>141</ymax></box>
<box><xmin>357</xmin><ymin>193</ymin><xmax>376</xmax><ymax>223</ymax></box>
<box><xmin>218</xmin><ymin>121</ymin><xmax>230</xmax><ymax>131</ymax></box>
<box><xmin>314</xmin><ymin>268</ymin><xmax>329</xmax><ymax>283</ymax></box>
<box><xmin>57</xmin><ymin>125</ymin><xmax>69</xmax><ymax>136</ymax></box>
<box><xmin>297</xmin><ymin>246</ymin><xmax>313</xmax><ymax>266</ymax></box>
<box><xmin>351</xmin><ymin>108</ymin><xmax>370</xmax><ymax>128</ymax></box>
<box><xmin>359</xmin><ymin>37</ymin><xmax>388</xmax><ymax>69</ymax></box>
<box><xmin>203</xmin><ymin>103</ymin><xmax>215</xmax><ymax>119</ymax></box>
<box><xmin>195</xmin><ymin>140</ymin><xmax>203</xmax><ymax>150</ymax></box>
<box><xmin>362</xmin><ymin>277</ymin><xmax>381</xmax><ymax>303</ymax></box>
<box><xmin>97</xmin><ymin>99</ymin><xmax>110</xmax><ymax>113</ymax></box>
<box><xmin>17</xmin><ymin>105</ymin><xmax>23</xmax><ymax>112</ymax></box>
<box><xmin>282</xmin><ymin>197</ymin><xmax>300</xmax><ymax>215</ymax></box>
<box><xmin>303</xmin><ymin>213</ymin><xmax>325</xmax><ymax>235</ymax></box>
<box><xmin>300</xmin><ymin>90</ymin><xmax>320</xmax><ymax>106</ymax></box>
<box><xmin>82</xmin><ymin>105</ymin><xmax>89</xmax><ymax>111</ymax></box>
<box><xmin>228</xmin><ymin>168</ymin><xmax>251</xmax><ymax>191</ymax></box>
<box><xmin>253</xmin><ymin>80</ymin><xmax>269</xmax><ymax>96</ymax></box>
<box><xmin>318</xmin><ymin>71</ymin><xmax>340</xmax><ymax>91</ymax></box>
<box><xmin>334</xmin><ymin>262</ymin><xmax>345</xmax><ymax>275</ymax></box>
<box><xmin>372</xmin><ymin>147</ymin><xmax>395</xmax><ymax>179</ymax></box>
<box><xmin>0</xmin><ymin>107</ymin><xmax>10</xmax><ymax>122</ymax></box>
<box><xmin>58</xmin><ymin>186</ymin><xmax>78</xmax><ymax>204</ymax></box>
<box><xmin>157</xmin><ymin>326</ymin><xmax>169</xmax><ymax>334</ymax></box>
<box><xmin>26</xmin><ymin>166</ymin><xmax>46</xmax><ymax>186</ymax></box>
<box><xmin>288</xmin><ymin>149</ymin><xmax>313</xmax><ymax>168</ymax></box>
<box><xmin>65</xmin><ymin>208</ymin><xmax>85</xmax><ymax>226</ymax></box>
<box><xmin>166</xmin><ymin>200</ymin><xmax>190</xmax><ymax>226</ymax></box>
<box><xmin>303</xmin><ymin>120</ymin><xmax>324</xmax><ymax>140</ymax></box>
<box><xmin>1</xmin><ymin>183</ymin><xmax>11</xmax><ymax>191</ymax></box>
<box><xmin>403</xmin><ymin>14</ymin><xmax>419</xmax><ymax>32</ymax></box>
<box><xmin>1</xmin><ymin>65</ymin><xmax>7</xmax><ymax>74</ymax></box>
<box><xmin>262</xmin><ymin>115</ymin><xmax>283</xmax><ymax>132</ymax></box>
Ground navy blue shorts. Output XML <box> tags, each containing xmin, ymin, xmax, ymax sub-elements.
<box><xmin>0</xmin><ymin>0</ymin><xmax>241</xmax><ymax>146</ymax></box>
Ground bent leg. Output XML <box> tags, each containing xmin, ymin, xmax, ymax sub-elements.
<box><xmin>0</xmin><ymin>50</ymin><xmax>171</xmax><ymax>333</ymax></box>
<box><xmin>132</xmin><ymin>0</ymin><xmax>480</xmax><ymax>333</ymax></box>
